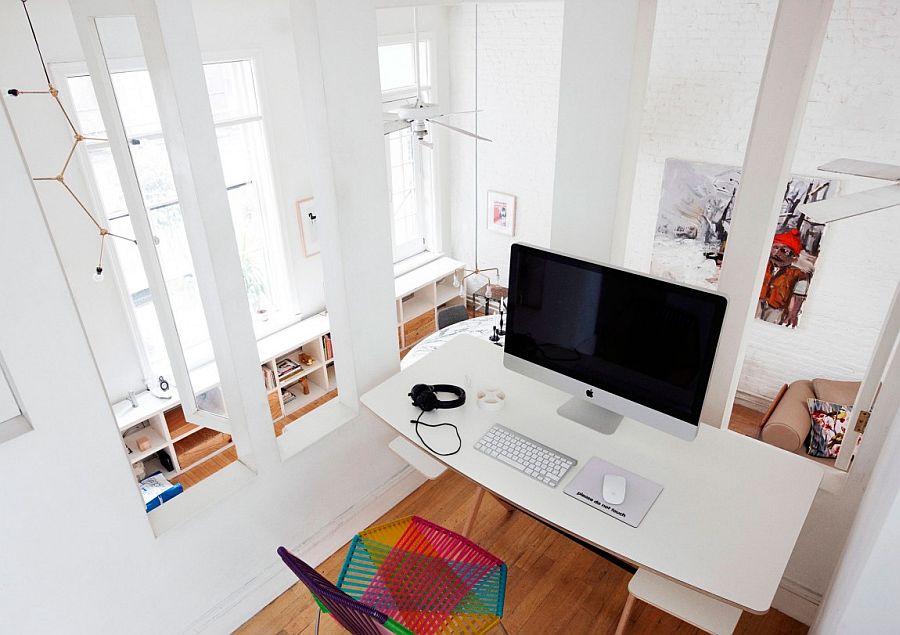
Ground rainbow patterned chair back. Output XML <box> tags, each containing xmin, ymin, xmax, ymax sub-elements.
<box><xmin>279</xmin><ymin>515</ymin><xmax>507</xmax><ymax>635</ymax></box>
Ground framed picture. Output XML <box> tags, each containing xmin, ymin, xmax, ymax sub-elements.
<box><xmin>296</xmin><ymin>197</ymin><xmax>320</xmax><ymax>257</ymax></box>
<box><xmin>487</xmin><ymin>190</ymin><xmax>516</xmax><ymax>236</ymax></box>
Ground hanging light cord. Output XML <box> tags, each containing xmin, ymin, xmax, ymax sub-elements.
<box><xmin>7</xmin><ymin>0</ymin><xmax>137</xmax><ymax>282</ymax></box>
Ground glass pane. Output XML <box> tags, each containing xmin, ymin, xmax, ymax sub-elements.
<box><xmin>379</xmin><ymin>42</ymin><xmax>416</xmax><ymax>92</ymax></box>
<box><xmin>95</xmin><ymin>16</ymin><xmax>225</xmax><ymax>417</ymax></box>
<box><xmin>203</xmin><ymin>61</ymin><xmax>259</xmax><ymax>121</ymax></box>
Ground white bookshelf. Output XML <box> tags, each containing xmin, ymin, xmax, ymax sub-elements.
<box><xmin>394</xmin><ymin>256</ymin><xmax>465</xmax><ymax>350</ymax></box>
<box><xmin>112</xmin><ymin>314</ymin><xmax>334</xmax><ymax>489</ymax></box>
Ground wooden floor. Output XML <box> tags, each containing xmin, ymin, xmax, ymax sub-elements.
<box><xmin>237</xmin><ymin>469</ymin><xmax>805</xmax><ymax>635</ymax></box>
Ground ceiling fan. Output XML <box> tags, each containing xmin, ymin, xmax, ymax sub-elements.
<box><xmin>383</xmin><ymin>8</ymin><xmax>491</xmax><ymax>148</ymax></box>
<box><xmin>797</xmin><ymin>158</ymin><xmax>900</xmax><ymax>222</ymax></box>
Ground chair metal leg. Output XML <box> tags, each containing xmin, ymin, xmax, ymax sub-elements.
<box><xmin>314</xmin><ymin>607</ymin><xmax>321</xmax><ymax>635</ymax></box>
<box><xmin>614</xmin><ymin>593</ymin><xmax>637</xmax><ymax>635</ymax></box>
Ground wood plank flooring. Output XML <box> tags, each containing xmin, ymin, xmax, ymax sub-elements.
<box><xmin>236</xmin><ymin>469</ymin><xmax>806</xmax><ymax>635</ymax></box>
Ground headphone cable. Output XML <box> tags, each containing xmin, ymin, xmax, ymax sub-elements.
<box><xmin>410</xmin><ymin>409</ymin><xmax>462</xmax><ymax>456</ymax></box>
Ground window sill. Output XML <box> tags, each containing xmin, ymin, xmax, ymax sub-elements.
<box><xmin>277</xmin><ymin>397</ymin><xmax>357</xmax><ymax>461</ymax></box>
<box><xmin>147</xmin><ymin>458</ymin><xmax>257</xmax><ymax>536</ymax></box>
<box><xmin>393</xmin><ymin>251</ymin><xmax>442</xmax><ymax>278</ymax></box>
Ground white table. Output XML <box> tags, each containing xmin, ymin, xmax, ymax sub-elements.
<box><xmin>402</xmin><ymin>314</ymin><xmax>501</xmax><ymax>369</ymax></box>
<box><xmin>362</xmin><ymin>335</ymin><xmax>823</xmax><ymax>614</ymax></box>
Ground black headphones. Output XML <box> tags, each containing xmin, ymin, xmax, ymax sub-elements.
<box><xmin>408</xmin><ymin>384</ymin><xmax>466</xmax><ymax>411</ymax></box>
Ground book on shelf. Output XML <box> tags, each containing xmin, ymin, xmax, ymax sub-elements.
<box><xmin>282</xmin><ymin>389</ymin><xmax>297</xmax><ymax>404</ymax></box>
<box><xmin>261</xmin><ymin>365</ymin><xmax>276</xmax><ymax>390</ymax></box>
<box><xmin>322</xmin><ymin>333</ymin><xmax>333</xmax><ymax>359</ymax></box>
<box><xmin>276</xmin><ymin>358</ymin><xmax>302</xmax><ymax>378</ymax></box>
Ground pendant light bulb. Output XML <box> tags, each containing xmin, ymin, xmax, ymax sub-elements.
<box><xmin>93</xmin><ymin>265</ymin><xmax>104</xmax><ymax>282</ymax></box>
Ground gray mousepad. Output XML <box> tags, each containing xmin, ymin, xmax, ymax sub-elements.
<box><xmin>564</xmin><ymin>456</ymin><xmax>663</xmax><ymax>528</ymax></box>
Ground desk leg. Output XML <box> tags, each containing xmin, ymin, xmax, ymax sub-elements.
<box><xmin>465</xmin><ymin>488</ymin><xmax>487</xmax><ymax>536</ymax></box>
<box><xmin>614</xmin><ymin>593</ymin><xmax>637</xmax><ymax>635</ymax></box>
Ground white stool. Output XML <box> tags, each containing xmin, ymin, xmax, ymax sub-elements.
<box><xmin>616</xmin><ymin>568</ymin><xmax>743</xmax><ymax>635</ymax></box>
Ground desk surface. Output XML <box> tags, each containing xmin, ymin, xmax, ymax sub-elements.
<box><xmin>361</xmin><ymin>336</ymin><xmax>823</xmax><ymax>614</ymax></box>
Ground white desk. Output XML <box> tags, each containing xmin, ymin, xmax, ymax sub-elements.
<box><xmin>361</xmin><ymin>335</ymin><xmax>823</xmax><ymax>614</ymax></box>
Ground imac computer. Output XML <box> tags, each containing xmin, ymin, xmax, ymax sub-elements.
<box><xmin>504</xmin><ymin>244</ymin><xmax>727</xmax><ymax>441</ymax></box>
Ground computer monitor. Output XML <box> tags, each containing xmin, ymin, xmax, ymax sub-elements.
<box><xmin>504</xmin><ymin>244</ymin><xmax>727</xmax><ymax>441</ymax></box>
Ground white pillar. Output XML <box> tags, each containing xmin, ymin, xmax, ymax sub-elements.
<box><xmin>550</xmin><ymin>0</ymin><xmax>656</xmax><ymax>264</ymax></box>
<box><xmin>700</xmin><ymin>0</ymin><xmax>834</xmax><ymax>428</ymax></box>
<box><xmin>290</xmin><ymin>0</ymin><xmax>399</xmax><ymax>403</ymax></box>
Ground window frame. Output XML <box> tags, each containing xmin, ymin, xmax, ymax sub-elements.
<box><xmin>53</xmin><ymin>52</ymin><xmax>293</xmax><ymax>381</ymax></box>
<box><xmin>378</xmin><ymin>32</ymin><xmax>440</xmax><ymax>265</ymax></box>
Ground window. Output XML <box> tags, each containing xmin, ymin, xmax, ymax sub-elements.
<box><xmin>379</xmin><ymin>38</ymin><xmax>436</xmax><ymax>263</ymax></box>
<box><xmin>66</xmin><ymin>60</ymin><xmax>289</xmax><ymax>376</ymax></box>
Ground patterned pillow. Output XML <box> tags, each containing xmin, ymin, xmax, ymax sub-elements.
<box><xmin>807</xmin><ymin>398</ymin><xmax>852</xmax><ymax>458</ymax></box>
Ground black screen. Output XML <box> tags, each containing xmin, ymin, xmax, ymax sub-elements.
<box><xmin>505</xmin><ymin>244</ymin><xmax>727</xmax><ymax>425</ymax></box>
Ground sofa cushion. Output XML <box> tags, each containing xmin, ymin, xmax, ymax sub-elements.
<box><xmin>806</xmin><ymin>398</ymin><xmax>852</xmax><ymax>458</ymax></box>
<box><xmin>812</xmin><ymin>379</ymin><xmax>861</xmax><ymax>406</ymax></box>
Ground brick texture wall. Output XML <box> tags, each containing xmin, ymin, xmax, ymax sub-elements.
<box><xmin>446</xmin><ymin>2</ymin><xmax>564</xmax><ymax>287</ymax></box>
<box><xmin>628</xmin><ymin>0</ymin><xmax>900</xmax><ymax>404</ymax></box>
<box><xmin>445</xmin><ymin>0</ymin><xmax>899</xmax><ymax>405</ymax></box>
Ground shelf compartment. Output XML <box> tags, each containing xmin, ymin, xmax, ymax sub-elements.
<box><xmin>174</xmin><ymin>428</ymin><xmax>231</xmax><ymax>471</ymax></box>
<box><xmin>124</xmin><ymin>426</ymin><xmax>168</xmax><ymax>464</ymax></box>
<box><xmin>165</xmin><ymin>408</ymin><xmax>198</xmax><ymax>442</ymax></box>
<box><xmin>281</xmin><ymin>379</ymin><xmax>329</xmax><ymax>418</ymax></box>
<box><xmin>401</xmin><ymin>291</ymin><xmax>435</xmax><ymax>323</ymax></box>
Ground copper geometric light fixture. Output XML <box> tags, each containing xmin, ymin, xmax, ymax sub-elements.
<box><xmin>6</xmin><ymin>0</ymin><xmax>137</xmax><ymax>282</ymax></box>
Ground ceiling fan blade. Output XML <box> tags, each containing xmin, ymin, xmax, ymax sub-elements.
<box><xmin>384</xmin><ymin>120</ymin><xmax>410</xmax><ymax>136</ymax></box>
<box><xmin>430</xmin><ymin>109</ymin><xmax>483</xmax><ymax>119</ymax></box>
<box><xmin>798</xmin><ymin>183</ymin><xmax>900</xmax><ymax>223</ymax></box>
<box><xmin>428</xmin><ymin>118</ymin><xmax>492</xmax><ymax>143</ymax></box>
<box><xmin>818</xmin><ymin>158</ymin><xmax>900</xmax><ymax>182</ymax></box>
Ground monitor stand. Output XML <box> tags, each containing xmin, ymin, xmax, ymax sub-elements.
<box><xmin>557</xmin><ymin>396</ymin><xmax>623</xmax><ymax>435</ymax></box>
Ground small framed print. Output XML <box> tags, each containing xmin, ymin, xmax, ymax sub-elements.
<box><xmin>487</xmin><ymin>190</ymin><xmax>516</xmax><ymax>236</ymax></box>
<box><xmin>296</xmin><ymin>197</ymin><xmax>320</xmax><ymax>257</ymax></box>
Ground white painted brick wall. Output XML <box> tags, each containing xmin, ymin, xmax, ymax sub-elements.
<box><xmin>627</xmin><ymin>0</ymin><xmax>900</xmax><ymax>404</ymax></box>
<box><xmin>445</xmin><ymin>2</ymin><xmax>563</xmax><ymax>288</ymax></box>
<box><xmin>444</xmin><ymin>0</ymin><xmax>899</xmax><ymax>405</ymax></box>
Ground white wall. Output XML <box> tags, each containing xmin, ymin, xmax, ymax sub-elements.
<box><xmin>0</xmin><ymin>2</ymin><xmax>418</xmax><ymax>633</ymax></box>
<box><xmin>445</xmin><ymin>2</ymin><xmax>564</xmax><ymax>286</ymax></box>
<box><xmin>624</xmin><ymin>0</ymin><xmax>900</xmax><ymax>402</ymax></box>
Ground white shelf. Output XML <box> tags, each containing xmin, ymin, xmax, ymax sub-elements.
<box><xmin>401</xmin><ymin>295</ymin><xmax>434</xmax><ymax>322</ymax></box>
<box><xmin>139</xmin><ymin>455</ymin><xmax>176</xmax><ymax>481</ymax></box>
<box><xmin>279</xmin><ymin>360</ymin><xmax>325</xmax><ymax>387</ymax></box>
<box><xmin>282</xmin><ymin>380</ymin><xmax>329</xmax><ymax>417</ymax></box>
<box><xmin>170</xmin><ymin>424</ymin><xmax>203</xmax><ymax>444</ymax></box>
<box><xmin>394</xmin><ymin>256</ymin><xmax>464</xmax><ymax>298</ymax></box>
<box><xmin>436</xmin><ymin>283</ymin><xmax>462</xmax><ymax>306</ymax></box>
<box><xmin>124</xmin><ymin>427</ymin><xmax>168</xmax><ymax>464</ymax></box>
<box><xmin>257</xmin><ymin>314</ymin><xmax>329</xmax><ymax>362</ymax></box>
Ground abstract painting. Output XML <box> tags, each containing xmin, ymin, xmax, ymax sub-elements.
<box><xmin>651</xmin><ymin>158</ymin><xmax>834</xmax><ymax>328</ymax></box>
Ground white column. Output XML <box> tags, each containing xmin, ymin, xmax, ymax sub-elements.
<box><xmin>290</xmin><ymin>0</ymin><xmax>399</xmax><ymax>403</ymax></box>
<box><xmin>550</xmin><ymin>0</ymin><xmax>656</xmax><ymax>264</ymax></box>
<box><xmin>700</xmin><ymin>0</ymin><xmax>834</xmax><ymax>428</ymax></box>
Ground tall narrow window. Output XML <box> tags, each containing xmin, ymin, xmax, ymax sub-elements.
<box><xmin>66</xmin><ymin>59</ymin><xmax>288</xmax><ymax>377</ymax></box>
<box><xmin>379</xmin><ymin>39</ymin><xmax>436</xmax><ymax>263</ymax></box>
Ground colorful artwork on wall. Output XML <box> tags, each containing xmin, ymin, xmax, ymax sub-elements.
<box><xmin>651</xmin><ymin>158</ymin><xmax>836</xmax><ymax>328</ymax></box>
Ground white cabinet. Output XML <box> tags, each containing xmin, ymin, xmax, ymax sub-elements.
<box><xmin>394</xmin><ymin>256</ymin><xmax>465</xmax><ymax>352</ymax></box>
<box><xmin>112</xmin><ymin>314</ymin><xmax>335</xmax><ymax>488</ymax></box>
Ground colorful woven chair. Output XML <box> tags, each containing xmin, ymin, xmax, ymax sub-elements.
<box><xmin>278</xmin><ymin>515</ymin><xmax>508</xmax><ymax>634</ymax></box>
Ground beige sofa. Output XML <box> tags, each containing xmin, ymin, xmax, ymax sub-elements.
<box><xmin>760</xmin><ymin>378</ymin><xmax>860</xmax><ymax>462</ymax></box>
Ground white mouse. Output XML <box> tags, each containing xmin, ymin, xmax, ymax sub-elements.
<box><xmin>602</xmin><ymin>474</ymin><xmax>627</xmax><ymax>505</ymax></box>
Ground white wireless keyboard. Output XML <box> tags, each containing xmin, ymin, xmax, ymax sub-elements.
<box><xmin>474</xmin><ymin>424</ymin><xmax>577</xmax><ymax>488</ymax></box>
